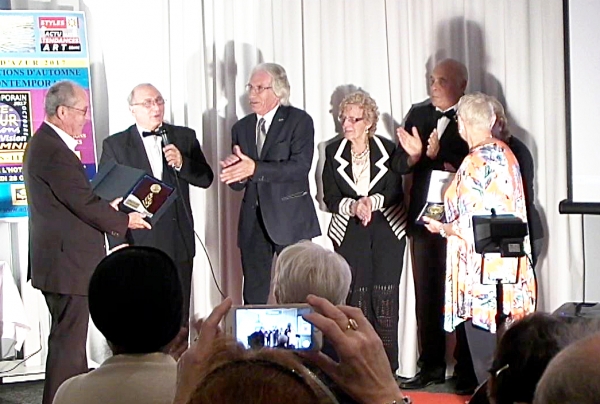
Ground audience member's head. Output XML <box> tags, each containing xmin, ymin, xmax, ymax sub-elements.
<box><xmin>187</xmin><ymin>337</ymin><xmax>336</xmax><ymax>404</ymax></box>
<box><xmin>89</xmin><ymin>246</ymin><xmax>183</xmax><ymax>354</ymax></box>
<box><xmin>534</xmin><ymin>331</ymin><xmax>600</xmax><ymax>404</ymax></box>
<box><xmin>273</xmin><ymin>240</ymin><xmax>351</xmax><ymax>305</ymax></box>
<box><xmin>487</xmin><ymin>313</ymin><xmax>573</xmax><ymax>404</ymax></box>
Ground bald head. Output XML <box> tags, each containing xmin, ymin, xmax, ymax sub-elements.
<box><xmin>127</xmin><ymin>83</ymin><xmax>165</xmax><ymax>131</ymax></box>
<box><xmin>534</xmin><ymin>332</ymin><xmax>600</xmax><ymax>404</ymax></box>
<box><xmin>430</xmin><ymin>58</ymin><xmax>468</xmax><ymax>110</ymax></box>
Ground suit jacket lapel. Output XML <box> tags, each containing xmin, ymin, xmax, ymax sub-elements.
<box><xmin>259</xmin><ymin>106</ymin><xmax>288</xmax><ymax>159</ymax></box>
<box><xmin>333</xmin><ymin>138</ymin><xmax>360</xmax><ymax>195</ymax></box>
<box><xmin>368</xmin><ymin>136</ymin><xmax>389</xmax><ymax>191</ymax></box>
<box><xmin>243</xmin><ymin>115</ymin><xmax>259</xmax><ymax>160</ymax></box>
<box><xmin>125</xmin><ymin>125</ymin><xmax>153</xmax><ymax>174</ymax></box>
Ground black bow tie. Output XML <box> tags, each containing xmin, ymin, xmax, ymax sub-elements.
<box><xmin>142</xmin><ymin>130</ymin><xmax>159</xmax><ymax>138</ymax></box>
<box><xmin>434</xmin><ymin>109</ymin><xmax>456</xmax><ymax>120</ymax></box>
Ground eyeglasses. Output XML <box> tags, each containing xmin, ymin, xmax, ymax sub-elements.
<box><xmin>339</xmin><ymin>116</ymin><xmax>364</xmax><ymax>124</ymax></box>
<box><xmin>63</xmin><ymin>105</ymin><xmax>88</xmax><ymax>116</ymax></box>
<box><xmin>245</xmin><ymin>84</ymin><xmax>273</xmax><ymax>94</ymax></box>
<box><xmin>131</xmin><ymin>97</ymin><xmax>166</xmax><ymax>109</ymax></box>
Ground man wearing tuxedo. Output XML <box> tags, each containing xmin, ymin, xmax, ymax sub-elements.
<box><xmin>23</xmin><ymin>80</ymin><xmax>150</xmax><ymax>404</ymax></box>
<box><xmin>99</xmin><ymin>83</ymin><xmax>214</xmax><ymax>324</ymax></box>
<box><xmin>392</xmin><ymin>59</ymin><xmax>474</xmax><ymax>393</ymax></box>
<box><xmin>220</xmin><ymin>63</ymin><xmax>321</xmax><ymax>304</ymax></box>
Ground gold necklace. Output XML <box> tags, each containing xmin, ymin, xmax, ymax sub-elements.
<box><xmin>352</xmin><ymin>151</ymin><xmax>370</xmax><ymax>183</ymax></box>
<box><xmin>351</xmin><ymin>143</ymin><xmax>370</xmax><ymax>163</ymax></box>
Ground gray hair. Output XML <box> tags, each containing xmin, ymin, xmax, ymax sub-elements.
<box><xmin>273</xmin><ymin>241</ymin><xmax>351</xmax><ymax>305</ymax></box>
<box><xmin>457</xmin><ymin>92</ymin><xmax>495</xmax><ymax>132</ymax></box>
<box><xmin>534</xmin><ymin>331</ymin><xmax>600</xmax><ymax>404</ymax></box>
<box><xmin>44</xmin><ymin>80</ymin><xmax>80</xmax><ymax>117</ymax></box>
<box><xmin>127</xmin><ymin>83</ymin><xmax>155</xmax><ymax>105</ymax></box>
<box><xmin>251</xmin><ymin>63</ymin><xmax>291</xmax><ymax>106</ymax></box>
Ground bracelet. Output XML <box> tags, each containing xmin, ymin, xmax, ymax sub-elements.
<box><xmin>439</xmin><ymin>225</ymin><xmax>448</xmax><ymax>238</ymax></box>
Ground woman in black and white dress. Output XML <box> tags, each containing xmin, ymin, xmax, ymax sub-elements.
<box><xmin>322</xmin><ymin>91</ymin><xmax>407</xmax><ymax>372</ymax></box>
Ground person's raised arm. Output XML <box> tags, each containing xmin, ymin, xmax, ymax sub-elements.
<box><xmin>302</xmin><ymin>295</ymin><xmax>409</xmax><ymax>404</ymax></box>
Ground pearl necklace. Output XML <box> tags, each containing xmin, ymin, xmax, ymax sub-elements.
<box><xmin>351</xmin><ymin>143</ymin><xmax>370</xmax><ymax>164</ymax></box>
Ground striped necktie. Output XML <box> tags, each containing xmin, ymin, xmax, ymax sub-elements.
<box><xmin>256</xmin><ymin>117</ymin><xmax>266</xmax><ymax>156</ymax></box>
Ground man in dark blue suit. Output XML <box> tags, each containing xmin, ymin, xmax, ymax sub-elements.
<box><xmin>99</xmin><ymin>83</ymin><xmax>214</xmax><ymax>324</ymax></box>
<box><xmin>220</xmin><ymin>63</ymin><xmax>321</xmax><ymax>304</ymax></box>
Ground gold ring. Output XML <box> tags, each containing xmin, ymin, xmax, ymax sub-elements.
<box><xmin>346</xmin><ymin>318</ymin><xmax>359</xmax><ymax>331</ymax></box>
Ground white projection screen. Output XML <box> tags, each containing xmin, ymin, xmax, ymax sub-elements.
<box><xmin>563</xmin><ymin>0</ymin><xmax>600</xmax><ymax>212</ymax></box>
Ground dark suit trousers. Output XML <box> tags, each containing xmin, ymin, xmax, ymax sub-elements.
<box><xmin>177</xmin><ymin>259</ymin><xmax>193</xmax><ymax>326</ymax></box>
<box><xmin>411</xmin><ymin>230</ymin><xmax>447</xmax><ymax>373</ymax></box>
<box><xmin>42</xmin><ymin>293</ymin><xmax>89</xmax><ymax>404</ymax></box>
<box><xmin>240</xmin><ymin>206</ymin><xmax>286</xmax><ymax>304</ymax></box>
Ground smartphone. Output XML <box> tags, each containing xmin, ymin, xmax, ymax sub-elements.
<box><xmin>223</xmin><ymin>304</ymin><xmax>323</xmax><ymax>351</ymax></box>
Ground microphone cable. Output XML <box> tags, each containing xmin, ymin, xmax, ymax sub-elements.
<box><xmin>0</xmin><ymin>324</ymin><xmax>43</xmax><ymax>375</ymax></box>
<box><xmin>159</xmin><ymin>127</ymin><xmax>226</xmax><ymax>299</ymax></box>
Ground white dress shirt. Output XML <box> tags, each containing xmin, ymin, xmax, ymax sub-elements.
<box><xmin>435</xmin><ymin>104</ymin><xmax>458</xmax><ymax>140</ymax></box>
<box><xmin>256</xmin><ymin>104</ymin><xmax>280</xmax><ymax>136</ymax></box>
<box><xmin>137</xmin><ymin>124</ymin><xmax>163</xmax><ymax>180</ymax></box>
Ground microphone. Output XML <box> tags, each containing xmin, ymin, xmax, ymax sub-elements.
<box><xmin>157</xmin><ymin>126</ymin><xmax>170</xmax><ymax>147</ymax></box>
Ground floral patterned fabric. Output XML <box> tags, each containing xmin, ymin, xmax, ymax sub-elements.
<box><xmin>443</xmin><ymin>139</ymin><xmax>537</xmax><ymax>333</ymax></box>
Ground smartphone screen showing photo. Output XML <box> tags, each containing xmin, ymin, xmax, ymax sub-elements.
<box><xmin>234</xmin><ymin>306</ymin><xmax>315</xmax><ymax>351</ymax></box>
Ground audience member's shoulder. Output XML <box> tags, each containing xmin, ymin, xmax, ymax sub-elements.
<box><xmin>52</xmin><ymin>373</ymin><xmax>86</xmax><ymax>404</ymax></box>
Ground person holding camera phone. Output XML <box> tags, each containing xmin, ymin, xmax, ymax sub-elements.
<box><xmin>173</xmin><ymin>295</ymin><xmax>410</xmax><ymax>404</ymax></box>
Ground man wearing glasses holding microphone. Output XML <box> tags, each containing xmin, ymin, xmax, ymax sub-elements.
<box><xmin>99</xmin><ymin>83</ymin><xmax>214</xmax><ymax>327</ymax></box>
<box><xmin>220</xmin><ymin>63</ymin><xmax>321</xmax><ymax>304</ymax></box>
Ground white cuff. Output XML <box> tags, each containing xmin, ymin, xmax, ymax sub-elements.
<box><xmin>369</xmin><ymin>193</ymin><xmax>384</xmax><ymax>211</ymax></box>
<box><xmin>339</xmin><ymin>197</ymin><xmax>355</xmax><ymax>216</ymax></box>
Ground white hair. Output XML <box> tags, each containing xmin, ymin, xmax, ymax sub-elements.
<box><xmin>273</xmin><ymin>241</ymin><xmax>351</xmax><ymax>305</ymax></box>
<box><xmin>457</xmin><ymin>92</ymin><xmax>496</xmax><ymax>131</ymax></box>
<box><xmin>251</xmin><ymin>63</ymin><xmax>291</xmax><ymax>106</ymax></box>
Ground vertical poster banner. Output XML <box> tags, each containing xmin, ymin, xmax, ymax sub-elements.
<box><xmin>0</xmin><ymin>11</ymin><xmax>95</xmax><ymax>219</ymax></box>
